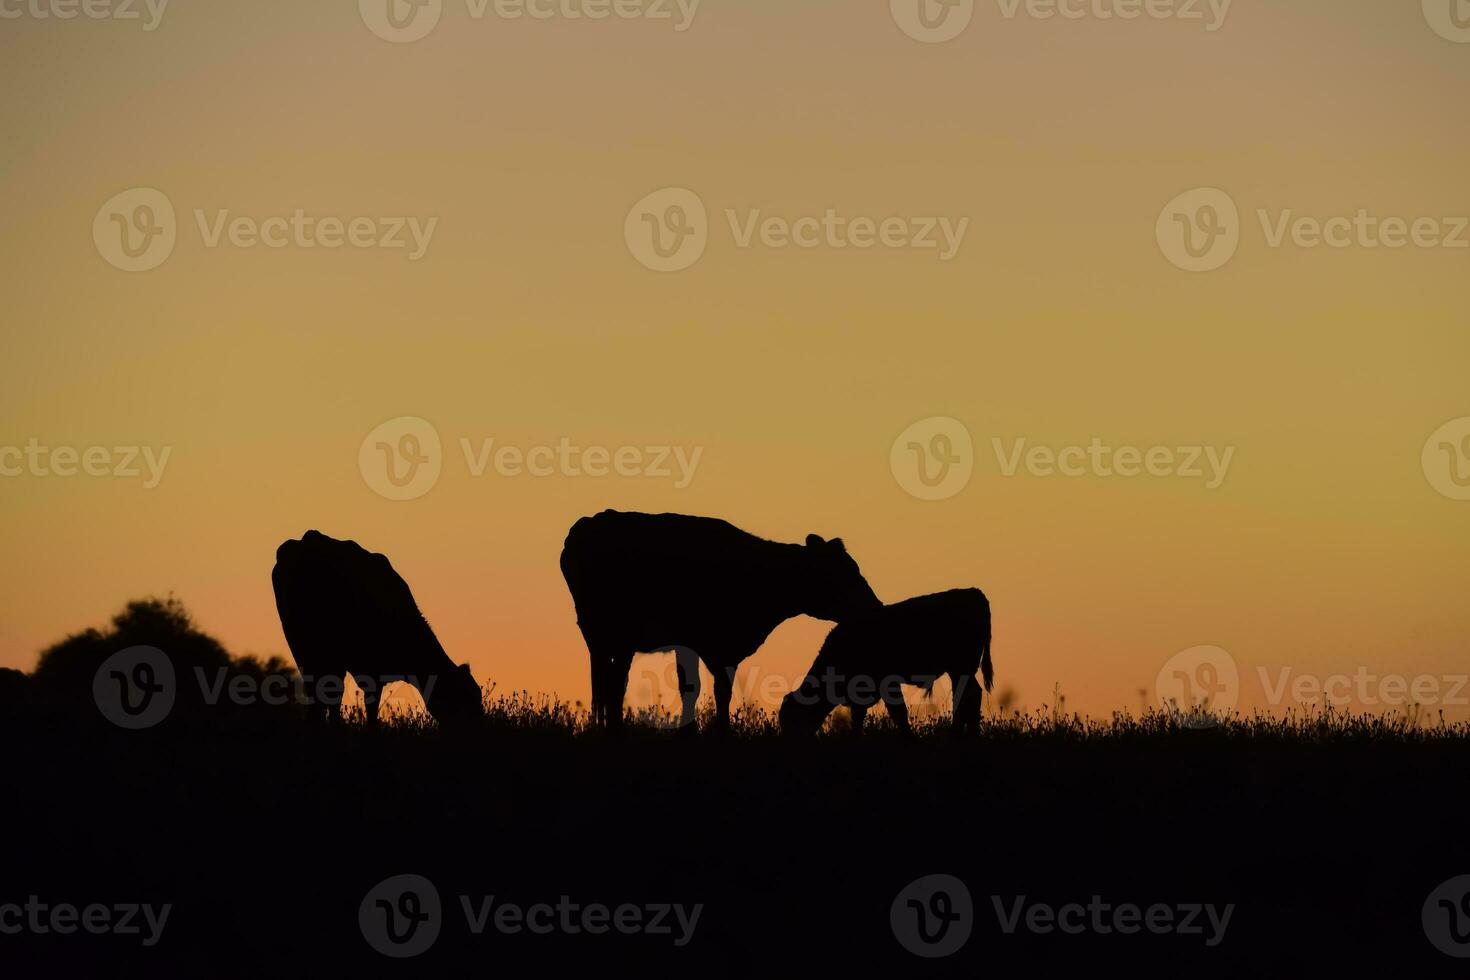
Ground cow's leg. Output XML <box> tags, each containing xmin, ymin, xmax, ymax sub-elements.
<box><xmin>604</xmin><ymin>651</ymin><xmax>634</xmax><ymax>731</ymax></box>
<box><xmin>674</xmin><ymin>646</ymin><xmax>700</xmax><ymax>735</ymax></box>
<box><xmin>711</xmin><ymin>665</ymin><xmax>735</xmax><ymax>734</ymax></box>
<box><xmin>579</xmin><ymin>624</ymin><xmax>612</xmax><ymax>727</ymax></box>
<box><xmin>883</xmin><ymin>689</ymin><xmax>912</xmax><ymax>735</ymax></box>
<box><xmin>582</xmin><ymin>634</ymin><xmax>620</xmax><ymax>728</ymax></box>
<box><xmin>303</xmin><ymin>670</ymin><xmax>345</xmax><ymax>724</ymax></box>
<box><xmin>951</xmin><ymin>671</ymin><xmax>983</xmax><ymax>735</ymax></box>
<box><xmin>360</xmin><ymin>676</ymin><xmax>382</xmax><ymax>727</ymax></box>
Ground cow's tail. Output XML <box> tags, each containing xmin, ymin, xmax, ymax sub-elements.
<box><xmin>978</xmin><ymin>591</ymin><xmax>993</xmax><ymax>693</ymax></box>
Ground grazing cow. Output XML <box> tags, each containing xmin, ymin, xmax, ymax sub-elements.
<box><xmin>271</xmin><ymin>531</ymin><xmax>482</xmax><ymax>725</ymax></box>
<box><xmin>779</xmin><ymin>588</ymin><xmax>993</xmax><ymax>737</ymax></box>
<box><xmin>559</xmin><ymin>510</ymin><xmax>882</xmax><ymax>731</ymax></box>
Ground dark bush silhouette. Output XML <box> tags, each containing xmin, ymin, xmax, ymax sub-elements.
<box><xmin>780</xmin><ymin>588</ymin><xmax>993</xmax><ymax>737</ymax></box>
<box><xmin>0</xmin><ymin>667</ymin><xmax>28</xmax><ymax>718</ymax></box>
<box><xmin>560</xmin><ymin>510</ymin><xmax>882</xmax><ymax>731</ymax></box>
<box><xmin>28</xmin><ymin>594</ymin><xmax>297</xmax><ymax>719</ymax></box>
<box><xmin>271</xmin><ymin>530</ymin><xmax>482</xmax><ymax>725</ymax></box>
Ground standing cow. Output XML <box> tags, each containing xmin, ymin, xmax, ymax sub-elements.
<box><xmin>271</xmin><ymin>530</ymin><xmax>482</xmax><ymax>725</ymax></box>
<box><xmin>559</xmin><ymin>510</ymin><xmax>882</xmax><ymax>731</ymax></box>
<box><xmin>779</xmin><ymin>588</ymin><xmax>993</xmax><ymax>737</ymax></box>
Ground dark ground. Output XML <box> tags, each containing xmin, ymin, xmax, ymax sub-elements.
<box><xmin>4</xmin><ymin>707</ymin><xmax>1469</xmax><ymax>977</ymax></box>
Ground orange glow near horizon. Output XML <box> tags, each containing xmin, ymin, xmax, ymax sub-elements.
<box><xmin>2</xmin><ymin>0</ymin><xmax>1467</xmax><ymax>722</ymax></box>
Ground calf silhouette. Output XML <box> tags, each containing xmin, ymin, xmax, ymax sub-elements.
<box><xmin>559</xmin><ymin>510</ymin><xmax>882</xmax><ymax>731</ymax></box>
<box><xmin>779</xmin><ymin>588</ymin><xmax>993</xmax><ymax>736</ymax></box>
<box><xmin>271</xmin><ymin>531</ymin><xmax>481</xmax><ymax>725</ymax></box>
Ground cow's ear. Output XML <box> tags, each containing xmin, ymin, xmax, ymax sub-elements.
<box><xmin>805</xmin><ymin>534</ymin><xmax>825</xmax><ymax>548</ymax></box>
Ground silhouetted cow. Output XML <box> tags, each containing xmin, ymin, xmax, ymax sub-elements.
<box><xmin>779</xmin><ymin>588</ymin><xmax>993</xmax><ymax>737</ymax></box>
<box><xmin>560</xmin><ymin>510</ymin><xmax>882</xmax><ymax>731</ymax></box>
<box><xmin>271</xmin><ymin>531</ymin><xmax>482</xmax><ymax>725</ymax></box>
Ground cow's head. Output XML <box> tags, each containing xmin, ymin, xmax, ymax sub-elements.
<box><xmin>424</xmin><ymin>663</ymin><xmax>483</xmax><ymax>725</ymax></box>
<box><xmin>801</xmin><ymin>534</ymin><xmax>882</xmax><ymax>622</ymax></box>
<box><xmin>779</xmin><ymin>683</ymin><xmax>832</xmax><ymax>738</ymax></box>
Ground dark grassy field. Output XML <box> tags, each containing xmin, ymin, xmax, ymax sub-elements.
<box><xmin>5</xmin><ymin>698</ymin><xmax>1470</xmax><ymax>977</ymax></box>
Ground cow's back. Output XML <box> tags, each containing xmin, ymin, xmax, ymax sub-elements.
<box><xmin>272</xmin><ymin>530</ymin><xmax>420</xmax><ymax>678</ymax></box>
<box><xmin>820</xmin><ymin>588</ymin><xmax>989</xmax><ymax>677</ymax></box>
<box><xmin>560</xmin><ymin>510</ymin><xmax>784</xmax><ymax>645</ymax></box>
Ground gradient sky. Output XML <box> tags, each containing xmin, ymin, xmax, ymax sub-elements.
<box><xmin>2</xmin><ymin>0</ymin><xmax>1467</xmax><ymax>720</ymax></box>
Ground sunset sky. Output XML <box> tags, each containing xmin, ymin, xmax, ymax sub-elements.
<box><xmin>2</xmin><ymin>0</ymin><xmax>1467</xmax><ymax>720</ymax></box>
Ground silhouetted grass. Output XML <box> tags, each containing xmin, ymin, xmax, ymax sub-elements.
<box><xmin>350</xmin><ymin>687</ymin><xmax>1470</xmax><ymax>745</ymax></box>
